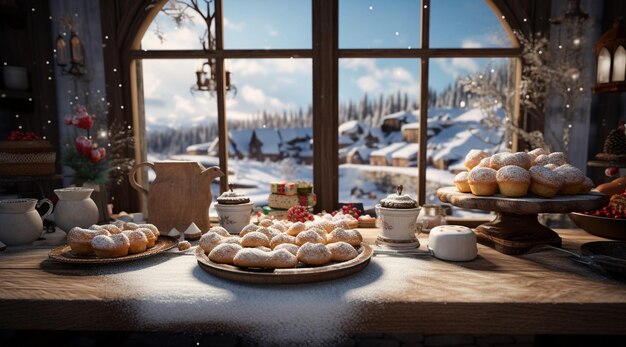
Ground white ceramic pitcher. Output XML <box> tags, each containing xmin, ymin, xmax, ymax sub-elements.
<box><xmin>54</xmin><ymin>187</ymin><xmax>99</xmax><ymax>232</ymax></box>
<box><xmin>0</xmin><ymin>198</ymin><xmax>53</xmax><ymax>246</ymax></box>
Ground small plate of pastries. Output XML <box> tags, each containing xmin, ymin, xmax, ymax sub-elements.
<box><xmin>195</xmin><ymin>219</ymin><xmax>373</xmax><ymax>284</ymax></box>
<box><xmin>49</xmin><ymin>222</ymin><xmax>178</xmax><ymax>264</ymax></box>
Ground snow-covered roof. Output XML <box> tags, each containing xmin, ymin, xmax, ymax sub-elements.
<box><xmin>347</xmin><ymin>145</ymin><xmax>375</xmax><ymax>160</ymax></box>
<box><xmin>370</xmin><ymin>142</ymin><xmax>407</xmax><ymax>162</ymax></box>
<box><xmin>338</xmin><ymin>120</ymin><xmax>364</xmax><ymax>135</ymax></box>
<box><xmin>381</xmin><ymin>110</ymin><xmax>418</xmax><ymax>123</ymax></box>
<box><xmin>392</xmin><ymin>143</ymin><xmax>420</xmax><ymax>159</ymax></box>
<box><xmin>339</xmin><ymin>135</ymin><xmax>354</xmax><ymax>145</ymax></box>
<box><xmin>229</xmin><ymin>129</ymin><xmax>254</xmax><ymax>156</ymax></box>
<box><xmin>279</xmin><ymin>128</ymin><xmax>312</xmax><ymax>144</ymax></box>
<box><xmin>401</xmin><ymin>122</ymin><xmax>420</xmax><ymax>130</ymax></box>
<box><xmin>186</xmin><ymin>141</ymin><xmax>213</xmax><ymax>153</ymax></box>
<box><xmin>252</xmin><ymin>128</ymin><xmax>281</xmax><ymax>155</ymax></box>
<box><xmin>431</xmin><ymin>128</ymin><xmax>497</xmax><ymax>162</ymax></box>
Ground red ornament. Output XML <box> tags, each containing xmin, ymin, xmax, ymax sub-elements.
<box><xmin>73</xmin><ymin>114</ymin><xmax>94</xmax><ymax>129</ymax></box>
<box><xmin>75</xmin><ymin>136</ymin><xmax>93</xmax><ymax>156</ymax></box>
<box><xmin>605</xmin><ymin>167</ymin><xmax>619</xmax><ymax>177</ymax></box>
<box><xmin>89</xmin><ymin>147</ymin><xmax>106</xmax><ymax>163</ymax></box>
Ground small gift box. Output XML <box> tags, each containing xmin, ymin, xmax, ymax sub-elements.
<box><xmin>298</xmin><ymin>193</ymin><xmax>317</xmax><ymax>207</ymax></box>
<box><xmin>270</xmin><ymin>182</ymin><xmax>297</xmax><ymax>196</ymax></box>
<box><xmin>268</xmin><ymin>193</ymin><xmax>299</xmax><ymax>209</ymax></box>
<box><xmin>296</xmin><ymin>181</ymin><xmax>313</xmax><ymax>194</ymax></box>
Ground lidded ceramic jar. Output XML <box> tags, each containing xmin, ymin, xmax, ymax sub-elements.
<box><xmin>375</xmin><ymin>185</ymin><xmax>421</xmax><ymax>248</ymax></box>
<box><xmin>54</xmin><ymin>187</ymin><xmax>99</xmax><ymax>232</ymax></box>
<box><xmin>214</xmin><ymin>184</ymin><xmax>254</xmax><ymax>234</ymax></box>
<box><xmin>0</xmin><ymin>198</ymin><xmax>53</xmax><ymax>246</ymax></box>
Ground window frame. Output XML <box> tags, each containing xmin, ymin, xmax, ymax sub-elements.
<box><xmin>127</xmin><ymin>0</ymin><xmax>522</xmax><ymax>212</ymax></box>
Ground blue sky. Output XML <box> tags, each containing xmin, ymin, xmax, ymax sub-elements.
<box><xmin>141</xmin><ymin>0</ymin><xmax>511</xmax><ymax>128</ymax></box>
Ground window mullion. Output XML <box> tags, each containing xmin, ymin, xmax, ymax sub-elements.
<box><xmin>215</xmin><ymin>0</ymin><xmax>229</xmax><ymax>194</ymax></box>
<box><xmin>418</xmin><ymin>0</ymin><xmax>430</xmax><ymax>205</ymax></box>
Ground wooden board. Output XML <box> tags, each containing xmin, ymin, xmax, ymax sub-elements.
<box><xmin>195</xmin><ymin>244</ymin><xmax>373</xmax><ymax>284</ymax></box>
<box><xmin>436</xmin><ymin>187</ymin><xmax>609</xmax><ymax>214</ymax></box>
<box><xmin>48</xmin><ymin>236</ymin><xmax>178</xmax><ymax>264</ymax></box>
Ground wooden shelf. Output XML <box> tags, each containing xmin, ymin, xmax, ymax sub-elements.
<box><xmin>588</xmin><ymin>160</ymin><xmax>626</xmax><ymax>168</ymax></box>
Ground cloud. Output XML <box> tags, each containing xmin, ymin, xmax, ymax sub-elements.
<box><xmin>434</xmin><ymin>58</ymin><xmax>480</xmax><ymax>79</ymax></box>
<box><xmin>266</xmin><ymin>25</ymin><xmax>279</xmax><ymax>37</ymax></box>
<box><xmin>229</xmin><ymin>59</ymin><xmax>309</xmax><ymax>77</ymax></box>
<box><xmin>342</xmin><ymin>59</ymin><xmax>419</xmax><ymax>96</ymax></box>
<box><xmin>240</xmin><ymin>84</ymin><xmax>292</xmax><ymax>110</ymax></box>
<box><xmin>357</xmin><ymin>75</ymin><xmax>379</xmax><ymax>93</ymax></box>
<box><xmin>224</xmin><ymin>17</ymin><xmax>245</xmax><ymax>31</ymax></box>
<box><xmin>461</xmin><ymin>39</ymin><xmax>483</xmax><ymax>48</ymax></box>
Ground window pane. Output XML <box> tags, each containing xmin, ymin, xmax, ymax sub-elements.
<box><xmin>141</xmin><ymin>1</ymin><xmax>209</xmax><ymax>50</ymax></box>
<box><xmin>430</xmin><ymin>0</ymin><xmax>513</xmax><ymax>48</ymax></box>
<box><xmin>338</xmin><ymin>58</ymin><xmax>420</xmax><ymax>211</ymax></box>
<box><xmin>339</xmin><ymin>0</ymin><xmax>420</xmax><ymax>49</ymax></box>
<box><xmin>224</xmin><ymin>0</ymin><xmax>311</xmax><ymax>49</ymax></box>
<box><xmin>426</xmin><ymin>57</ymin><xmax>516</xmax><ymax>217</ymax></box>
<box><xmin>226</xmin><ymin>58</ymin><xmax>313</xmax><ymax>208</ymax></box>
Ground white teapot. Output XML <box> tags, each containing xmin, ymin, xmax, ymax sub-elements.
<box><xmin>0</xmin><ymin>198</ymin><xmax>53</xmax><ymax>246</ymax></box>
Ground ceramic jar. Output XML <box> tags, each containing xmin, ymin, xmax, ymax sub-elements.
<box><xmin>416</xmin><ymin>204</ymin><xmax>447</xmax><ymax>234</ymax></box>
<box><xmin>214</xmin><ymin>184</ymin><xmax>253</xmax><ymax>234</ymax></box>
<box><xmin>375</xmin><ymin>185</ymin><xmax>421</xmax><ymax>249</ymax></box>
<box><xmin>0</xmin><ymin>198</ymin><xmax>53</xmax><ymax>246</ymax></box>
<box><xmin>54</xmin><ymin>187</ymin><xmax>99</xmax><ymax>232</ymax></box>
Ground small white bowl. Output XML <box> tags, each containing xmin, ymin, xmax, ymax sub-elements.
<box><xmin>428</xmin><ymin>225</ymin><xmax>477</xmax><ymax>261</ymax></box>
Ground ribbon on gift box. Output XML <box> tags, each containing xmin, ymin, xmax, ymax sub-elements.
<box><xmin>298</xmin><ymin>193</ymin><xmax>317</xmax><ymax>207</ymax></box>
<box><xmin>270</xmin><ymin>182</ymin><xmax>297</xmax><ymax>196</ymax></box>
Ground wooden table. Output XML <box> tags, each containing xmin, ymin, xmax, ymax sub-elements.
<box><xmin>1</xmin><ymin>228</ymin><xmax>625</xmax><ymax>340</ymax></box>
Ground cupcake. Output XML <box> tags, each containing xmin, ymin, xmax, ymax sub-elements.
<box><xmin>529</xmin><ymin>148</ymin><xmax>549</xmax><ymax>162</ymax></box>
<box><xmin>529</xmin><ymin>165</ymin><xmax>563</xmax><ymax>198</ymax></box>
<box><xmin>467</xmin><ymin>167</ymin><xmax>498</xmax><ymax>196</ymax></box>
<box><xmin>464</xmin><ymin>150</ymin><xmax>490</xmax><ymax>170</ymax></box>
<box><xmin>496</xmin><ymin>165</ymin><xmax>530</xmax><ymax>197</ymax></box>
<box><xmin>454</xmin><ymin>171</ymin><xmax>471</xmax><ymax>193</ymax></box>
<box><xmin>554</xmin><ymin>164</ymin><xmax>585</xmax><ymax>195</ymax></box>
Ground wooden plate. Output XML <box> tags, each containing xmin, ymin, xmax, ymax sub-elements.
<box><xmin>195</xmin><ymin>243</ymin><xmax>373</xmax><ymax>284</ymax></box>
<box><xmin>48</xmin><ymin>236</ymin><xmax>178</xmax><ymax>264</ymax></box>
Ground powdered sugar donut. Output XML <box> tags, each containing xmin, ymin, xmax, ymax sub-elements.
<box><xmin>454</xmin><ymin>171</ymin><xmax>471</xmax><ymax>193</ymax></box>
<box><xmin>529</xmin><ymin>165</ymin><xmax>563</xmax><ymax>198</ymax></box>
<box><xmin>259</xmin><ymin>219</ymin><xmax>274</xmax><ymax>228</ymax></box>
<box><xmin>554</xmin><ymin>164</ymin><xmax>585</xmax><ymax>195</ymax></box>
<box><xmin>91</xmin><ymin>233</ymin><xmax>130</xmax><ymax>258</ymax></box>
<box><xmin>489</xmin><ymin>152</ymin><xmax>512</xmax><ymax>170</ymax></box>
<box><xmin>295</xmin><ymin>229</ymin><xmax>326</xmax><ymax>246</ymax></box>
<box><xmin>122</xmin><ymin>229</ymin><xmax>148</xmax><ymax>254</ymax></box>
<box><xmin>267</xmin><ymin>248</ymin><xmax>299</xmax><ymax>268</ymax></box>
<box><xmin>286</xmin><ymin>222</ymin><xmax>306</xmax><ymax>236</ymax></box>
<box><xmin>464</xmin><ymin>149</ymin><xmax>490</xmax><ymax>170</ymax></box>
<box><xmin>240</xmin><ymin>231</ymin><xmax>270</xmax><ymax>248</ymax></box>
<box><xmin>579</xmin><ymin>176</ymin><xmax>594</xmax><ymax>193</ymax></box>
<box><xmin>67</xmin><ymin>227</ymin><xmax>111</xmax><ymax>255</ymax></box>
<box><xmin>529</xmin><ymin>148</ymin><xmax>549</xmax><ymax>161</ymax></box>
<box><xmin>137</xmin><ymin>223</ymin><xmax>160</xmax><ymax>237</ymax></box>
<box><xmin>467</xmin><ymin>167</ymin><xmax>498</xmax><ymax>196</ymax></box>
<box><xmin>239</xmin><ymin>224</ymin><xmax>259</xmax><ymax>237</ymax></box>
<box><xmin>274</xmin><ymin>243</ymin><xmax>299</xmax><ymax>255</ymax></box>
<box><xmin>327</xmin><ymin>241</ymin><xmax>358</xmax><ymax>262</ymax></box>
<box><xmin>496</xmin><ymin>165</ymin><xmax>530</xmax><ymax>197</ymax></box>
<box><xmin>256</xmin><ymin>227</ymin><xmax>280</xmax><ymax>240</ymax></box>
<box><xmin>199</xmin><ymin>232</ymin><xmax>226</xmax><ymax>253</ymax></box>
<box><xmin>297</xmin><ymin>242</ymin><xmax>332</xmax><ymax>266</ymax></box>
<box><xmin>90</xmin><ymin>224</ymin><xmax>122</xmax><ymax>234</ymax></box>
<box><xmin>208</xmin><ymin>226</ymin><xmax>230</xmax><ymax>237</ymax></box>
<box><xmin>209</xmin><ymin>243</ymin><xmax>243</xmax><ymax>264</ymax></box>
<box><xmin>270</xmin><ymin>233</ymin><xmax>297</xmax><ymax>249</ymax></box>
<box><xmin>135</xmin><ymin>227</ymin><xmax>157</xmax><ymax>248</ymax></box>
<box><xmin>327</xmin><ymin>228</ymin><xmax>363</xmax><ymax>247</ymax></box>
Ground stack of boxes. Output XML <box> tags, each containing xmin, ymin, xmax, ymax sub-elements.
<box><xmin>262</xmin><ymin>181</ymin><xmax>317</xmax><ymax>219</ymax></box>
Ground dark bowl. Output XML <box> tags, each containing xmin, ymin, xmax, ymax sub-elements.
<box><xmin>569</xmin><ymin>212</ymin><xmax>626</xmax><ymax>240</ymax></box>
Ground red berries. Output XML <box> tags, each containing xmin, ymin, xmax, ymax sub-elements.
<box><xmin>287</xmin><ymin>205</ymin><xmax>314</xmax><ymax>223</ymax></box>
<box><xmin>7</xmin><ymin>130</ymin><xmax>43</xmax><ymax>141</ymax></box>
<box><xmin>334</xmin><ymin>203</ymin><xmax>361</xmax><ymax>219</ymax></box>
<box><xmin>605</xmin><ymin>167</ymin><xmax>619</xmax><ymax>177</ymax></box>
<box><xmin>583</xmin><ymin>204</ymin><xmax>626</xmax><ymax>219</ymax></box>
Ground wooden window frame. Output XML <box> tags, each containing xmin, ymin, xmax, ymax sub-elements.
<box><xmin>125</xmin><ymin>0</ymin><xmax>522</xmax><ymax>212</ymax></box>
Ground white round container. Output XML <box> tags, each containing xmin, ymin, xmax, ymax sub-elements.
<box><xmin>375</xmin><ymin>204</ymin><xmax>421</xmax><ymax>248</ymax></box>
<box><xmin>428</xmin><ymin>225</ymin><xmax>477</xmax><ymax>261</ymax></box>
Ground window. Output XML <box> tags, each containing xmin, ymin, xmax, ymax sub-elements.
<box><xmin>129</xmin><ymin>0</ymin><xmax>520</xmax><ymax>214</ymax></box>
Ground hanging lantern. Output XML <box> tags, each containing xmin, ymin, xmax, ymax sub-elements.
<box><xmin>55</xmin><ymin>35</ymin><xmax>68</xmax><ymax>67</ymax></box>
<box><xmin>593</xmin><ymin>20</ymin><xmax>626</xmax><ymax>93</ymax></box>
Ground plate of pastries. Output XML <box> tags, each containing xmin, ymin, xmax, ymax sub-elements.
<box><xmin>195</xmin><ymin>217</ymin><xmax>372</xmax><ymax>284</ymax></box>
<box><xmin>49</xmin><ymin>222</ymin><xmax>178</xmax><ymax>264</ymax></box>
<box><xmin>453</xmin><ymin>148</ymin><xmax>595</xmax><ymax>198</ymax></box>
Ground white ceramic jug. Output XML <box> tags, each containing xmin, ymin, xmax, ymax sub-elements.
<box><xmin>0</xmin><ymin>198</ymin><xmax>53</xmax><ymax>246</ymax></box>
<box><xmin>54</xmin><ymin>187</ymin><xmax>99</xmax><ymax>232</ymax></box>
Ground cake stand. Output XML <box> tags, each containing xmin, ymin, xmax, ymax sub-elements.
<box><xmin>436</xmin><ymin>187</ymin><xmax>609</xmax><ymax>255</ymax></box>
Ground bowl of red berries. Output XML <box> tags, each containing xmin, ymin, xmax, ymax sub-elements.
<box><xmin>570</xmin><ymin>193</ymin><xmax>626</xmax><ymax>240</ymax></box>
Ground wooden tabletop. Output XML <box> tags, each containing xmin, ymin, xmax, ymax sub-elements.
<box><xmin>1</xmin><ymin>228</ymin><xmax>625</xmax><ymax>338</ymax></box>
